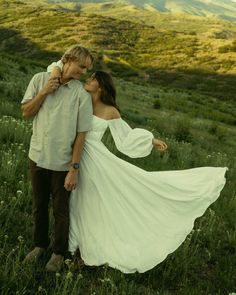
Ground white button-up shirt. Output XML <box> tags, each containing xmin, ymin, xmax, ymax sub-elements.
<box><xmin>22</xmin><ymin>72</ymin><xmax>93</xmax><ymax>171</ymax></box>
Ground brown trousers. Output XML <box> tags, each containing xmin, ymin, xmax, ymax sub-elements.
<box><xmin>29</xmin><ymin>159</ymin><xmax>70</xmax><ymax>255</ymax></box>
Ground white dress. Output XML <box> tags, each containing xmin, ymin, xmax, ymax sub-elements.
<box><xmin>69</xmin><ymin>115</ymin><xmax>227</xmax><ymax>273</ymax></box>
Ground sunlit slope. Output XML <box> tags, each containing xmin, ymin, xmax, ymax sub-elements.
<box><xmin>0</xmin><ymin>0</ymin><xmax>236</xmax><ymax>100</ymax></box>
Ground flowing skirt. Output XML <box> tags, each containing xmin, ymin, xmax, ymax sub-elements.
<box><xmin>69</xmin><ymin>140</ymin><xmax>227</xmax><ymax>273</ymax></box>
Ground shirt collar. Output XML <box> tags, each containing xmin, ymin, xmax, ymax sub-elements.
<box><xmin>62</xmin><ymin>79</ymin><xmax>79</xmax><ymax>89</ymax></box>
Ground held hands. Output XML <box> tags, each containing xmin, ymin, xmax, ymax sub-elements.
<box><xmin>41</xmin><ymin>77</ymin><xmax>60</xmax><ymax>95</ymax></box>
<box><xmin>41</xmin><ymin>67</ymin><xmax>62</xmax><ymax>95</ymax></box>
<box><xmin>64</xmin><ymin>169</ymin><xmax>78</xmax><ymax>191</ymax></box>
<box><xmin>152</xmin><ymin>138</ymin><xmax>168</xmax><ymax>151</ymax></box>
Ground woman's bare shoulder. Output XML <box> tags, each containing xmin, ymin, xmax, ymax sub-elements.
<box><xmin>106</xmin><ymin>106</ymin><xmax>121</xmax><ymax>120</ymax></box>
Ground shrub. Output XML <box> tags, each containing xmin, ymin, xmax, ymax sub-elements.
<box><xmin>122</xmin><ymin>109</ymin><xmax>148</xmax><ymax>125</ymax></box>
<box><xmin>153</xmin><ymin>99</ymin><xmax>161</xmax><ymax>109</ymax></box>
<box><xmin>174</xmin><ymin>118</ymin><xmax>192</xmax><ymax>142</ymax></box>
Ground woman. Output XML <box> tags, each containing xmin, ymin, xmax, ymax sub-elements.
<box><xmin>48</xmin><ymin>63</ymin><xmax>227</xmax><ymax>273</ymax></box>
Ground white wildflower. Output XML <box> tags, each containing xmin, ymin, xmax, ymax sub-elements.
<box><xmin>65</xmin><ymin>271</ymin><xmax>73</xmax><ymax>280</ymax></box>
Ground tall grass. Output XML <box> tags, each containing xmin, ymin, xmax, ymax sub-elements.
<box><xmin>0</xmin><ymin>87</ymin><xmax>235</xmax><ymax>294</ymax></box>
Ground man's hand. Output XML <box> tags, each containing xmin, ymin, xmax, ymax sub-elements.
<box><xmin>21</xmin><ymin>76</ymin><xmax>61</xmax><ymax>119</ymax></box>
<box><xmin>41</xmin><ymin>77</ymin><xmax>60</xmax><ymax>96</ymax></box>
<box><xmin>152</xmin><ymin>138</ymin><xmax>168</xmax><ymax>151</ymax></box>
<box><xmin>64</xmin><ymin>169</ymin><xmax>78</xmax><ymax>191</ymax></box>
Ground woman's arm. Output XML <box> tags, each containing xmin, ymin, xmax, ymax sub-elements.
<box><xmin>47</xmin><ymin>60</ymin><xmax>63</xmax><ymax>82</ymax></box>
<box><xmin>49</xmin><ymin>66</ymin><xmax>62</xmax><ymax>83</ymax></box>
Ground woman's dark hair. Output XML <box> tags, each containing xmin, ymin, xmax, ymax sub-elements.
<box><xmin>94</xmin><ymin>71</ymin><xmax>120</xmax><ymax>112</ymax></box>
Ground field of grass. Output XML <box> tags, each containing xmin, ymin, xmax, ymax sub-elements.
<box><xmin>0</xmin><ymin>45</ymin><xmax>235</xmax><ymax>294</ymax></box>
<box><xmin>0</xmin><ymin>0</ymin><xmax>236</xmax><ymax>293</ymax></box>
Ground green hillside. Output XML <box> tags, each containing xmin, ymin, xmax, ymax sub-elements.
<box><xmin>1</xmin><ymin>0</ymin><xmax>236</xmax><ymax>101</ymax></box>
<box><xmin>44</xmin><ymin>0</ymin><xmax>236</xmax><ymax>22</ymax></box>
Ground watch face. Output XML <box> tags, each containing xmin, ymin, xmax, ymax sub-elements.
<box><xmin>72</xmin><ymin>163</ymin><xmax>80</xmax><ymax>169</ymax></box>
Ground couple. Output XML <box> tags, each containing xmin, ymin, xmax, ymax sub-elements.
<box><xmin>22</xmin><ymin>45</ymin><xmax>227</xmax><ymax>273</ymax></box>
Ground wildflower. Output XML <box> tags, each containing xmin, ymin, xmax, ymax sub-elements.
<box><xmin>38</xmin><ymin>286</ymin><xmax>45</xmax><ymax>292</ymax></box>
<box><xmin>206</xmin><ymin>249</ymin><xmax>211</xmax><ymax>259</ymax></box>
<box><xmin>104</xmin><ymin>278</ymin><xmax>111</xmax><ymax>282</ymax></box>
<box><xmin>55</xmin><ymin>272</ymin><xmax>61</xmax><ymax>278</ymax></box>
<box><xmin>99</xmin><ymin>277</ymin><xmax>111</xmax><ymax>284</ymax></box>
<box><xmin>64</xmin><ymin>258</ymin><xmax>72</xmax><ymax>267</ymax></box>
<box><xmin>17</xmin><ymin>236</ymin><xmax>24</xmax><ymax>243</ymax></box>
<box><xmin>17</xmin><ymin>190</ymin><xmax>23</xmax><ymax>195</ymax></box>
<box><xmin>209</xmin><ymin>208</ymin><xmax>215</xmax><ymax>216</ymax></box>
<box><xmin>65</xmin><ymin>271</ymin><xmax>73</xmax><ymax>280</ymax></box>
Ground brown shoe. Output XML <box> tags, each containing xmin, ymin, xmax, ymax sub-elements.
<box><xmin>23</xmin><ymin>247</ymin><xmax>45</xmax><ymax>263</ymax></box>
<box><xmin>45</xmin><ymin>253</ymin><xmax>63</xmax><ymax>272</ymax></box>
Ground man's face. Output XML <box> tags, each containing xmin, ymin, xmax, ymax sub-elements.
<box><xmin>63</xmin><ymin>58</ymin><xmax>92</xmax><ymax>80</ymax></box>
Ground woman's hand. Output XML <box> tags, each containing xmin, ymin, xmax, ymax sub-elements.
<box><xmin>50</xmin><ymin>66</ymin><xmax>62</xmax><ymax>84</ymax></box>
<box><xmin>152</xmin><ymin>138</ymin><xmax>168</xmax><ymax>151</ymax></box>
<box><xmin>64</xmin><ymin>169</ymin><xmax>78</xmax><ymax>191</ymax></box>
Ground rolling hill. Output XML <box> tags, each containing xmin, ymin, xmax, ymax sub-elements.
<box><xmin>2</xmin><ymin>0</ymin><xmax>236</xmax><ymax>101</ymax></box>
<box><xmin>44</xmin><ymin>0</ymin><xmax>236</xmax><ymax>22</ymax></box>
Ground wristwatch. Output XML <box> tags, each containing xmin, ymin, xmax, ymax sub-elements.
<box><xmin>71</xmin><ymin>163</ymin><xmax>80</xmax><ymax>169</ymax></box>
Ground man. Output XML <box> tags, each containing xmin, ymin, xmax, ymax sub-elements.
<box><xmin>21</xmin><ymin>45</ymin><xmax>93</xmax><ymax>272</ymax></box>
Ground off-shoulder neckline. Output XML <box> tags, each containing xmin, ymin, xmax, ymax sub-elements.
<box><xmin>93</xmin><ymin>115</ymin><xmax>121</xmax><ymax>122</ymax></box>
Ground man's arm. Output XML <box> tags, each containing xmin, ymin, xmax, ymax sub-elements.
<box><xmin>21</xmin><ymin>77</ymin><xmax>60</xmax><ymax>119</ymax></box>
<box><xmin>64</xmin><ymin>132</ymin><xmax>86</xmax><ymax>191</ymax></box>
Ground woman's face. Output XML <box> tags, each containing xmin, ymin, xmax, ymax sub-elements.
<box><xmin>84</xmin><ymin>74</ymin><xmax>101</xmax><ymax>94</ymax></box>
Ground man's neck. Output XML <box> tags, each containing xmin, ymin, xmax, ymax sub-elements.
<box><xmin>61</xmin><ymin>76</ymin><xmax>72</xmax><ymax>85</ymax></box>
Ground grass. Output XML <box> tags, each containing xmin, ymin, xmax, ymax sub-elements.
<box><xmin>0</xmin><ymin>49</ymin><xmax>235</xmax><ymax>294</ymax></box>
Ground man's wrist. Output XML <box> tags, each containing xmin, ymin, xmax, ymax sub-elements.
<box><xmin>69</xmin><ymin>167</ymin><xmax>79</xmax><ymax>174</ymax></box>
<box><xmin>71</xmin><ymin>162</ymin><xmax>80</xmax><ymax>169</ymax></box>
<box><xmin>39</xmin><ymin>89</ymin><xmax>49</xmax><ymax>97</ymax></box>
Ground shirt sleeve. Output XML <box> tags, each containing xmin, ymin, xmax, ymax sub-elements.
<box><xmin>21</xmin><ymin>74</ymin><xmax>39</xmax><ymax>104</ymax></box>
<box><xmin>47</xmin><ymin>60</ymin><xmax>63</xmax><ymax>72</ymax></box>
<box><xmin>108</xmin><ymin>118</ymin><xmax>154</xmax><ymax>158</ymax></box>
<box><xmin>77</xmin><ymin>89</ymin><xmax>93</xmax><ymax>132</ymax></box>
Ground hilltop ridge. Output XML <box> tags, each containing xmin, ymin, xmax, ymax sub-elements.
<box><xmin>43</xmin><ymin>0</ymin><xmax>236</xmax><ymax>22</ymax></box>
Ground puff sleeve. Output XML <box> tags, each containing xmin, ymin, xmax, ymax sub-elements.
<box><xmin>108</xmin><ymin>118</ymin><xmax>154</xmax><ymax>158</ymax></box>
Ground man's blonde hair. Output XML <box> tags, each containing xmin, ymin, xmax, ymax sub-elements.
<box><xmin>61</xmin><ymin>45</ymin><xmax>94</xmax><ymax>68</ymax></box>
